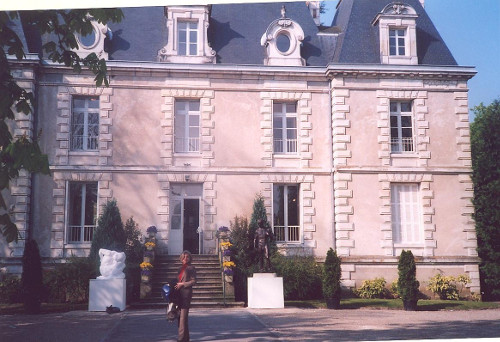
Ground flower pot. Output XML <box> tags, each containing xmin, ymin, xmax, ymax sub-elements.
<box><xmin>148</xmin><ymin>232</ymin><xmax>157</xmax><ymax>238</ymax></box>
<box><xmin>403</xmin><ymin>299</ymin><xmax>418</xmax><ymax>311</ymax></box>
<box><xmin>146</xmin><ymin>246</ymin><xmax>154</xmax><ymax>251</ymax></box>
<box><xmin>141</xmin><ymin>274</ymin><xmax>151</xmax><ymax>283</ymax></box>
<box><xmin>326</xmin><ymin>297</ymin><xmax>340</xmax><ymax>309</ymax></box>
<box><xmin>224</xmin><ymin>275</ymin><xmax>233</xmax><ymax>283</ymax></box>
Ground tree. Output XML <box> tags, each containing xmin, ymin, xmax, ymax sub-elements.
<box><xmin>89</xmin><ymin>199</ymin><xmax>127</xmax><ymax>271</ymax></box>
<box><xmin>397</xmin><ymin>250</ymin><xmax>420</xmax><ymax>311</ymax></box>
<box><xmin>471</xmin><ymin>99</ymin><xmax>500</xmax><ymax>300</ymax></box>
<box><xmin>322</xmin><ymin>248</ymin><xmax>342</xmax><ymax>309</ymax></box>
<box><xmin>0</xmin><ymin>9</ymin><xmax>123</xmax><ymax>243</ymax></box>
<box><xmin>21</xmin><ymin>239</ymin><xmax>43</xmax><ymax>313</ymax></box>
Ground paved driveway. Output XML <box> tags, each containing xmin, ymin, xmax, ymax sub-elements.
<box><xmin>1</xmin><ymin>307</ymin><xmax>499</xmax><ymax>341</ymax></box>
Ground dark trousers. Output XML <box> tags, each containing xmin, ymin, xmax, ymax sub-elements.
<box><xmin>177</xmin><ymin>307</ymin><xmax>190</xmax><ymax>342</ymax></box>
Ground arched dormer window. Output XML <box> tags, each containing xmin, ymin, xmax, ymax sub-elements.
<box><xmin>74</xmin><ymin>18</ymin><xmax>109</xmax><ymax>60</ymax></box>
<box><xmin>260</xmin><ymin>6</ymin><xmax>305</xmax><ymax>66</ymax></box>
<box><xmin>372</xmin><ymin>2</ymin><xmax>418</xmax><ymax>65</ymax></box>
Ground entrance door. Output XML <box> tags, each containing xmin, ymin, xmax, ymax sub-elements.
<box><xmin>183</xmin><ymin>199</ymin><xmax>199</xmax><ymax>254</ymax></box>
<box><xmin>169</xmin><ymin>183</ymin><xmax>203</xmax><ymax>255</ymax></box>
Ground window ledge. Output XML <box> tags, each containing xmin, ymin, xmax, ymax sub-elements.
<box><xmin>273</xmin><ymin>154</ymin><xmax>299</xmax><ymax>159</ymax></box>
<box><xmin>64</xmin><ymin>243</ymin><xmax>92</xmax><ymax>248</ymax></box>
<box><xmin>390</xmin><ymin>153</ymin><xmax>418</xmax><ymax>158</ymax></box>
<box><xmin>393</xmin><ymin>243</ymin><xmax>424</xmax><ymax>248</ymax></box>
<box><xmin>69</xmin><ymin>151</ymin><xmax>99</xmax><ymax>156</ymax></box>
<box><xmin>174</xmin><ymin>153</ymin><xmax>202</xmax><ymax>157</ymax></box>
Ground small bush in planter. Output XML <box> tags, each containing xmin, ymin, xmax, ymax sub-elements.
<box><xmin>322</xmin><ymin>248</ymin><xmax>342</xmax><ymax>309</ymax></box>
<box><xmin>397</xmin><ymin>250</ymin><xmax>420</xmax><ymax>311</ymax></box>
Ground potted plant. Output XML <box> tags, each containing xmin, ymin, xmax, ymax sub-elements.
<box><xmin>323</xmin><ymin>248</ymin><xmax>342</xmax><ymax>309</ymax></box>
<box><xmin>140</xmin><ymin>262</ymin><xmax>154</xmax><ymax>282</ymax></box>
<box><xmin>223</xmin><ymin>260</ymin><xmax>236</xmax><ymax>282</ymax></box>
<box><xmin>397</xmin><ymin>250</ymin><xmax>420</xmax><ymax>311</ymax></box>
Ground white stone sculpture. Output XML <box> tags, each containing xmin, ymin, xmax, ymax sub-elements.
<box><xmin>97</xmin><ymin>249</ymin><xmax>126</xmax><ymax>279</ymax></box>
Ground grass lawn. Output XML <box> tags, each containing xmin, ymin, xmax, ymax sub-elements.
<box><xmin>285</xmin><ymin>298</ymin><xmax>500</xmax><ymax>311</ymax></box>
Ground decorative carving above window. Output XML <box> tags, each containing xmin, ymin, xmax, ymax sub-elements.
<box><xmin>74</xmin><ymin>18</ymin><xmax>109</xmax><ymax>60</ymax></box>
<box><xmin>158</xmin><ymin>5</ymin><xmax>216</xmax><ymax>64</ymax></box>
<box><xmin>372</xmin><ymin>2</ymin><xmax>418</xmax><ymax>65</ymax></box>
<box><xmin>260</xmin><ymin>6</ymin><xmax>305</xmax><ymax>66</ymax></box>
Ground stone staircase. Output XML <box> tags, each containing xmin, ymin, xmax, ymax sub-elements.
<box><xmin>133</xmin><ymin>254</ymin><xmax>244</xmax><ymax>308</ymax></box>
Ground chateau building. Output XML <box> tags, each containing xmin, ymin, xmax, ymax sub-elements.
<box><xmin>3</xmin><ymin>0</ymin><xmax>480</xmax><ymax>294</ymax></box>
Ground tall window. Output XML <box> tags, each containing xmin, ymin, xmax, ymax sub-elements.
<box><xmin>273</xmin><ymin>102</ymin><xmax>297</xmax><ymax>154</ymax></box>
<box><xmin>71</xmin><ymin>96</ymin><xmax>99</xmax><ymax>151</ymax></box>
<box><xmin>390</xmin><ymin>101</ymin><xmax>414</xmax><ymax>153</ymax></box>
<box><xmin>391</xmin><ymin>184</ymin><xmax>422</xmax><ymax>244</ymax></box>
<box><xmin>67</xmin><ymin>182</ymin><xmax>98</xmax><ymax>243</ymax></box>
<box><xmin>389</xmin><ymin>28</ymin><xmax>406</xmax><ymax>56</ymax></box>
<box><xmin>174</xmin><ymin>100</ymin><xmax>200</xmax><ymax>153</ymax></box>
<box><xmin>178</xmin><ymin>21</ymin><xmax>198</xmax><ymax>56</ymax></box>
<box><xmin>273</xmin><ymin>184</ymin><xmax>300</xmax><ymax>242</ymax></box>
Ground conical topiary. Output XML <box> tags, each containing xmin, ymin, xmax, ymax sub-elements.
<box><xmin>397</xmin><ymin>250</ymin><xmax>420</xmax><ymax>311</ymax></box>
<box><xmin>323</xmin><ymin>248</ymin><xmax>342</xmax><ymax>309</ymax></box>
<box><xmin>22</xmin><ymin>239</ymin><xmax>43</xmax><ymax>314</ymax></box>
<box><xmin>89</xmin><ymin>199</ymin><xmax>127</xmax><ymax>272</ymax></box>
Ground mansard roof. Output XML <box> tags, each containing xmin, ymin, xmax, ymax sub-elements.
<box><xmin>331</xmin><ymin>0</ymin><xmax>457</xmax><ymax>65</ymax></box>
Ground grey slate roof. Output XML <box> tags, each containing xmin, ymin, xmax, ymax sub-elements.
<box><xmin>331</xmin><ymin>0</ymin><xmax>457</xmax><ymax>65</ymax></box>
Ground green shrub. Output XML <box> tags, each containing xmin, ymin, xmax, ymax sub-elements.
<box><xmin>89</xmin><ymin>199</ymin><xmax>127</xmax><ymax>272</ymax></box>
<box><xmin>43</xmin><ymin>257</ymin><xmax>94</xmax><ymax>303</ymax></box>
<box><xmin>355</xmin><ymin>277</ymin><xmax>387</xmax><ymax>299</ymax></box>
<box><xmin>397</xmin><ymin>250</ymin><xmax>420</xmax><ymax>310</ymax></box>
<box><xmin>322</xmin><ymin>248</ymin><xmax>342</xmax><ymax>307</ymax></box>
<box><xmin>272</xmin><ymin>253</ymin><xmax>323</xmax><ymax>300</ymax></box>
<box><xmin>390</xmin><ymin>280</ymin><xmax>399</xmax><ymax>298</ymax></box>
<box><xmin>22</xmin><ymin>239</ymin><xmax>43</xmax><ymax>313</ymax></box>
<box><xmin>229</xmin><ymin>215</ymin><xmax>255</xmax><ymax>302</ymax></box>
<box><xmin>0</xmin><ymin>276</ymin><xmax>22</xmax><ymax>303</ymax></box>
<box><xmin>124</xmin><ymin>217</ymin><xmax>143</xmax><ymax>303</ymax></box>
<box><xmin>427</xmin><ymin>273</ymin><xmax>471</xmax><ymax>300</ymax></box>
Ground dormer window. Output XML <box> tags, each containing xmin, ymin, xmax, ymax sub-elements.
<box><xmin>372</xmin><ymin>2</ymin><xmax>418</xmax><ymax>65</ymax></box>
<box><xmin>74</xmin><ymin>18</ymin><xmax>109</xmax><ymax>60</ymax></box>
<box><xmin>178</xmin><ymin>21</ymin><xmax>198</xmax><ymax>56</ymax></box>
<box><xmin>389</xmin><ymin>28</ymin><xmax>406</xmax><ymax>56</ymax></box>
<box><xmin>158</xmin><ymin>5</ymin><xmax>215</xmax><ymax>64</ymax></box>
<box><xmin>260</xmin><ymin>6</ymin><xmax>305</xmax><ymax>66</ymax></box>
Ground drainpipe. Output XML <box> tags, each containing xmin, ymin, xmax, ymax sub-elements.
<box><xmin>329</xmin><ymin>78</ymin><xmax>336</xmax><ymax>253</ymax></box>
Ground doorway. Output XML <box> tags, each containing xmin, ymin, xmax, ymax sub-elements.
<box><xmin>169</xmin><ymin>183</ymin><xmax>203</xmax><ymax>255</ymax></box>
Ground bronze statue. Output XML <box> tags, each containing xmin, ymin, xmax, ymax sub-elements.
<box><xmin>254</xmin><ymin>219</ymin><xmax>273</xmax><ymax>272</ymax></box>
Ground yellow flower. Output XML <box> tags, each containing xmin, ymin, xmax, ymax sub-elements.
<box><xmin>220</xmin><ymin>241</ymin><xmax>232</xmax><ymax>249</ymax></box>
<box><xmin>140</xmin><ymin>262</ymin><xmax>153</xmax><ymax>269</ymax></box>
<box><xmin>145</xmin><ymin>242</ymin><xmax>156</xmax><ymax>248</ymax></box>
<box><xmin>223</xmin><ymin>261</ymin><xmax>235</xmax><ymax>268</ymax></box>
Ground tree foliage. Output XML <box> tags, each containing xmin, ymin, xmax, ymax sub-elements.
<box><xmin>21</xmin><ymin>239</ymin><xmax>43</xmax><ymax>313</ymax></box>
<box><xmin>471</xmin><ymin>99</ymin><xmax>500</xmax><ymax>300</ymax></box>
<box><xmin>88</xmin><ymin>199</ymin><xmax>127</xmax><ymax>271</ymax></box>
<box><xmin>397</xmin><ymin>250</ymin><xmax>419</xmax><ymax>308</ymax></box>
<box><xmin>322</xmin><ymin>248</ymin><xmax>342</xmax><ymax>301</ymax></box>
<box><xmin>0</xmin><ymin>9</ymin><xmax>123</xmax><ymax>243</ymax></box>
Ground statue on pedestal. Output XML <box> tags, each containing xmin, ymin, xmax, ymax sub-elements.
<box><xmin>97</xmin><ymin>249</ymin><xmax>126</xmax><ymax>279</ymax></box>
<box><xmin>254</xmin><ymin>219</ymin><xmax>273</xmax><ymax>272</ymax></box>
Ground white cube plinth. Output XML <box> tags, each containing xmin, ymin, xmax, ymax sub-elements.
<box><xmin>89</xmin><ymin>278</ymin><xmax>126</xmax><ymax>311</ymax></box>
<box><xmin>248</xmin><ymin>273</ymin><xmax>284</xmax><ymax>308</ymax></box>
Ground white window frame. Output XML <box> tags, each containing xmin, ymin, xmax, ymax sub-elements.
<box><xmin>66</xmin><ymin>181</ymin><xmax>98</xmax><ymax>244</ymax></box>
<box><xmin>178</xmin><ymin>20</ymin><xmax>198</xmax><ymax>56</ymax></box>
<box><xmin>390</xmin><ymin>101</ymin><xmax>415</xmax><ymax>153</ymax></box>
<box><xmin>71</xmin><ymin>96</ymin><xmax>99</xmax><ymax>151</ymax></box>
<box><xmin>391</xmin><ymin>183</ymin><xmax>423</xmax><ymax>245</ymax></box>
<box><xmin>272</xmin><ymin>184</ymin><xmax>301</xmax><ymax>243</ymax></box>
<box><xmin>273</xmin><ymin>102</ymin><xmax>298</xmax><ymax>154</ymax></box>
<box><xmin>389</xmin><ymin>28</ymin><xmax>407</xmax><ymax>56</ymax></box>
<box><xmin>174</xmin><ymin>99</ymin><xmax>200</xmax><ymax>153</ymax></box>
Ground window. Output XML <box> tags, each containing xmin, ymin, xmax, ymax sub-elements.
<box><xmin>71</xmin><ymin>96</ymin><xmax>99</xmax><ymax>151</ymax></box>
<box><xmin>273</xmin><ymin>102</ymin><xmax>297</xmax><ymax>154</ymax></box>
<box><xmin>273</xmin><ymin>184</ymin><xmax>300</xmax><ymax>242</ymax></box>
<box><xmin>174</xmin><ymin>100</ymin><xmax>200</xmax><ymax>153</ymax></box>
<box><xmin>389</xmin><ymin>28</ymin><xmax>406</xmax><ymax>56</ymax></box>
<box><xmin>178</xmin><ymin>21</ymin><xmax>198</xmax><ymax>56</ymax></box>
<box><xmin>67</xmin><ymin>182</ymin><xmax>98</xmax><ymax>243</ymax></box>
<box><xmin>391</xmin><ymin>184</ymin><xmax>422</xmax><ymax>244</ymax></box>
<box><xmin>390</xmin><ymin>101</ymin><xmax>414</xmax><ymax>153</ymax></box>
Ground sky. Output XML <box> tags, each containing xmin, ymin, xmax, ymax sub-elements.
<box><xmin>3</xmin><ymin>0</ymin><xmax>499</xmax><ymax>116</ymax></box>
<box><xmin>321</xmin><ymin>0</ymin><xmax>500</xmax><ymax>115</ymax></box>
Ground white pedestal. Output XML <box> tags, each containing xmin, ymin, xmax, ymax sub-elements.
<box><xmin>88</xmin><ymin>278</ymin><xmax>126</xmax><ymax>311</ymax></box>
<box><xmin>248</xmin><ymin>273</ymin><xmax>284</xmax><ymax>308</ymax></box>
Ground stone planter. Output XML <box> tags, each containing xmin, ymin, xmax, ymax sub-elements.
<box><xmin>141</xmin><ymin>274</ymin><xmax>151</xmax><ymax>283</ymax></box>
<box><xmin>326</xmin><ymin>297</ymin><xmax>341</xmax><ymax>309</ymax></box>
<box><xmin>224</xmin><ymin>275</ymin><xmax>233</xmax><ymax>283</ymax></box>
